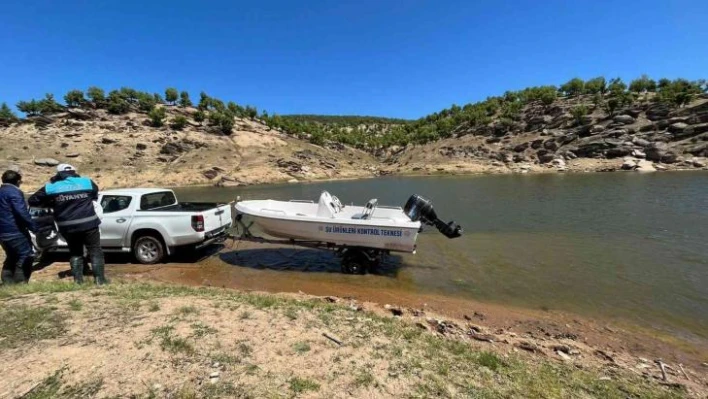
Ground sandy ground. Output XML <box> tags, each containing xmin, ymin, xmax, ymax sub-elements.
<box><xmin>1</xmin><ymin>279</ymin><xmax>706</xmax><ymax>398</ymax></box>
<box><xmin>3</xmin><ymin>243</ymin><xmax>704</xmax><ymax>398</ymax></box>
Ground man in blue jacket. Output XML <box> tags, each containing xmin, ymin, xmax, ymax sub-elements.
<box><xmin>0</xmin><ymin>169</ymin><xmax>37</xmax><ymax>284</ymax></box>
<box><xmin>29</xmin><ymin>164</ymin><xmax>106</xmax><ymax>285</ymax></box>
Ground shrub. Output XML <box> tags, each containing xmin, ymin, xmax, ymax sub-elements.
<box><xmin>179</xmin><ymin>91</ymin><xmax>192</xmax><ymax>107</ymax></box>
<box><xmin>245</xmin><ymin>105</ymin><xmax>258</xmax><ymax>119</ymax></box>
<box><xmin>198</xmin><ymin>92</ymin><xmax>210</xmax><ymax>111</ymax></box>
<box><xmin>171</xmin><ymin>115</ymin><xmax>188</xmax><ymax>130</ymax></box>
<box><xmin>560</xmin><ymin>78</ymin><xmax>585</xmax><ymax>97</ymax></box>
<box><xmin>148</xmin><ymin>107</ymin><xmax>167</xmax><ymax>127</ymax></box>
<box><xmin>209</xmin><ymin>112</ymin><xmax>234</xmax><ymax>134</ymax></box>
<box><xmin>107</xmin><ymin>90</ymin><xmax>130</xmax><ymax>114</ymax></box>
<box><xmin>38</xmin><ymin>94</ymin><xmax>63</xmax><ymax>114</ymax></box>
<box><xmin>87</xmin><ymin>87</ymin><xmax>105</xmax><ymax>106</ymax></box>
<box><xmin>629</xmin><ymin>75</ymin><xmax>656</xmax><ymax>93</ymax></box>
<box><xmin>64</xmin><ymin>90</ymin><xmax>86</xmax><ymax>107</ymax></box>
<box><xmin>584</xmin><ymin>77</ymin><xmax>606</xmax><ymax>95</ymax></box>
<box><xmin>16</xmin><ymin>100</ymin><xmax>41</xmax><ymax>116</ymax></box>
<box><xmin>193</xmin><ymin>110</ymin><xmax>206</xmax><ymax>123</ymax></box>
<box><xmin>0</xmin><ymin>103</ymin><xmax>18</xmax><ymax>124</ymax></box>
<box><xmin>137</xmin><ymin>92</ymin><xmax>157</xmax><ymax>112</ymax></box>
<box><xmin>153</xmin><ymin>93</ymin><xmax>164</xmax><ymax>104</ymax></box>
<box><xmin>570</xmin><ymin>105</ymin><xmax>588</xmax><ymax>125</ymax></box>
<box><xmin>165</xmin><ymin>88</ymin><xmax>178</xmax><ymax>105</ymax></box>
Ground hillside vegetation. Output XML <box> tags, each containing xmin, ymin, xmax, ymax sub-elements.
<box><xmin>2</xmin><ymin>76</ymin><xmax>707</xmax><ymax>188</ymax></box>
<box><xmin>0</xmin><ymin>87</ymin><xmax>379</xmax><ymax>189</ymax></box>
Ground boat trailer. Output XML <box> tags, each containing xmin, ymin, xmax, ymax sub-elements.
<box><xmin>229</xmin><ymin>213</ymin><xmax>388</xmax><ymax>274</ymax></box>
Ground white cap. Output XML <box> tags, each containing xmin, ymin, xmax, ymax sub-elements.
<box><xmin>57</xmin><ymin>164</ymin><xmax>76</xmax><ymax>173</ymax></box>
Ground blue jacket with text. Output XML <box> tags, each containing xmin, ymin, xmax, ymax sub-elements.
<box><xmin>28</xmin><ymin>172</ymin><xmax>100</xmax><ymax>234</ymax></box>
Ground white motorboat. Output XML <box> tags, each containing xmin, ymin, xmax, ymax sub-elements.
<box><xmin>235</xmin><ymin>191</ymin><xmax>462</xmax><ymax>274</ymax></box>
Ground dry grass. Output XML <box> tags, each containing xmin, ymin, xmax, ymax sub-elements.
<box><xmin>0</xmin><ymin>281</ymin><xmax>691</xmax><ymax>398</ymax></box>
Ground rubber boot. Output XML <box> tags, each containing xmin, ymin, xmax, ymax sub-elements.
<box><xmin>92</xmin><ymin>254</ymin><xmax>108</xmax><ymax>285</ymax></box>
<box><xmin>69</xmin><ymin>256</ymin><xmax>84</xmax><ymax>284</ymax></box>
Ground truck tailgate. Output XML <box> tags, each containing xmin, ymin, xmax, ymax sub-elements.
<box><xmin>201</xmin><ymin>203</ymin><xmax>232</xmax><ymax>234</ymax></box>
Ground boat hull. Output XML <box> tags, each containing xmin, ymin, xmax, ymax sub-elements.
<box><xmin>250</xmin><ymin>214</ymin><xmax>420</xmax><ymax>253</ymax></box>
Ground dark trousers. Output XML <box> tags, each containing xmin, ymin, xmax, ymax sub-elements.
<box><xmin>1</xmin><ymin>235</ymin><xmax>34</xmax><ymax>284</ymax></box>
<box><xmin>64</xmin><ymin>228</ymin><xmax>106</xmax><ymax>284</ymax></box>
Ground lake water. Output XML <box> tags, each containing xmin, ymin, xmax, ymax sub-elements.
<box><xmin>176</xmin><ymin>172</ymin><xmax>708</xmax><ymax>341</ymax></box>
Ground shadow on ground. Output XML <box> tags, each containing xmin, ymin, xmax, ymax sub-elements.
<box><xmin>32</xmin><ymin>244</ymin><xmax>225</xmax><ymax>278</ymax></box>
<box><xmin>218</xmin><ymin>247</ymin><xmax>404</xmax><ymax>277</ymax></box>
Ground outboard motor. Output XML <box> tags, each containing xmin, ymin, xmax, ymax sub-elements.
<box><xmin>403</xmin><ymin>194</ymin><xmax>463</xmax><ymax>238</ymax></box>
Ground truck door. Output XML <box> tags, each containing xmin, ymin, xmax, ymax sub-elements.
<box><xmin>99</xmin><ymin>195</ymin><xmax>134</xmax><ymax>247</ymax></box>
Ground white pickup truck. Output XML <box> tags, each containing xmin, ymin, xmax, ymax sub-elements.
<box><xmin>31</xmin><ymin>188</ymin><xmax>233</xmax><ymax>264</ymax></box>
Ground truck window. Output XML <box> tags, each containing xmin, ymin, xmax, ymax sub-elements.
<box><xmin>140</xmin><ymin>191</ymin><xmax>177</xmax><ymax>210</ymax></box>
<box><xmin>101</xmin><ymin>196</ymin><xmax>132</xmax><ymax>213</ymax></box>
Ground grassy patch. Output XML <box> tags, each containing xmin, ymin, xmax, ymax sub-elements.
<box><xmin>175</xmin><ymin>305</ymin><xmax>199</xmax><ymax>316</ymax></box>
<box><xmin>289</xmin><ymin>377</ymin><xmax>320</xmax><ymax>394</ymax></box>
<box><xmin>0</xmin><ymin>305</ymin><xmax>66</xmax><ymax>348</ymax></box>
<box><xmin>239</xmin><ymin>310</ymin><xmax>252</xmax><ymax>320</ymax></box>
<box><xmin>151</xmin><ymin>325</ymin><xmax>194</xmax><ymax>356</ymax></box>
<box><xmin>147</xmin><ymin>301</ymin><xmax>160</xmax><ymax>312</ymax></box>
<box><xmin>354</xmin><ymin>369</ymin><xmax>375</xmax><ymax>388</ymax></box>
<box><xmin>283</xmin><ymin>307</ymin><xmax>298</xmax><ymax>321</ymax></box>
<box><xmin>67</xmin><ymin>299</ymin><xmax>83</xmax><ymax>311</ymax></box>
<box><xmin>292</xmin><ymin>341</ymin><xmax>311</xmax><ymax>354</ymax></box>
<box><xmin>476</xmin><ymin>351</ymin><xmax>504</xmax><ymax>371</ymax></box>
<box><xmin>191</xmin><ymin>322</ymin><xmax>218</xmax><ymax>338</ymax></box>
<box><xmin>23</xmin><ymin>369</ymin><xmax>103</xmax><ymax>399</ymax></box>
<box><xmin>237</xmin><ymin>342</ymin><xmax>252</xmax><ymax>357</ymax></box>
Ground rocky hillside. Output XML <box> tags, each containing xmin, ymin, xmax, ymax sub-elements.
<box><xmin>0</xmin><ymin>106</ymin><xmax>379</xmax><ymax>190</ymax></box>
<box><xmin>382</xmin><ymin>93</ymin><xmax>708</xmax><ymax>175</ymax></box>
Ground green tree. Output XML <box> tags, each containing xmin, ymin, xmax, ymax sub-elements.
<box><xmin>179</xmin><ymin>91</ymin><xmax>192</xmax><ymax>107</ymax></box>
<box><xmin>153</xmin><ymin>93</ymin><xmax>164</xmax><ymax>104</ymax></box>
<box><xmin>560</xmin><ymin>78</ymin><xmax>585</xmax><ymax>97</ymax></box>
<box><xmin>120</xmin><ymin>87</ymin><xmax>139</xmax><ymax>104</ymax></box>
<box><xmin>193</xmin><ymin>110</ymin><xmax>206</xmax><ymax>124</ymax></box>
<box><xmin>64</xmin><ymin>90</ymin><xmax>86</xmax><ymax>107</ymax></box>
<box><xmin>629</xmin><ymin>75</ymin><xmax>653</xmax><ymax>93</ymax></box>
<box><xmin>198</xmin><ymin>91</ymin><xmax>210</xmax><ymax>111</ymax></box>
<box><xmin>602</xmin><ymin>97</ymin><xmax>620</xmax><ymax>117</ymax></box>
<box><xmin>657</xmin><ymin>78</ymin><xmax>671</xmax><ymax>90</ymax></box>
<box><xmin>584</xmin><ymin>77</ymin><xmax>607</xmax><ymax>95</ymax></box>
<box><xmin>209</xmin><ymin>112</ymin><xmax>234</xmax><ymax>134</ymax></box>
<box><xmin>148</xmin><ymin>107</ymin><xmax>167</xmax><ymax>127</ymax></box>
<box><xmin>87</xmin><ymin>86</ymin><xmax>106</xmax><ymax>106</ymax></box>
<box><xmin>137</xmin><ymin>92</ymin><xmax>157</xmax><ymax>112</ymax></box>
<box><xmin>227</xmin><ymin>101</ymin><xmax>244</xmax><ymax>117</ymax></box>
<box><xmin>171</xmin><ymin>115</ymin><xmax>188</xmax><ymax>130</ymax></box>
<box><xmin>16</xmin><ymin>100</ymin><xmax>41</xmax><ymax>116</ymax></box>
<box><xmin>539</xmin><ymin>88</ymin><xmax>556</xmax><ymax>105</ymax></box>
<box><xmin>165</xmin><ymin>88</ymin><xmax>178</xmax><ymax>105</ymax></box>
<box><xmin>38</xmin><ymin>93</ymin><xmax>63</xmax><ymax>114</ymax></box>
<box><xmin>245</xmin><ymin>105</ymin><xmax>258</xmax><ymax>119</ymax></box>
<box><xmin>0</xmin><ymin>103</ymin><xmax>18</xmax><ymax>124</ymax></box>
<box><xmin>570</xmin><ymin>105</ymin><xmax>589</xmax><ymax>126</ymax></box>
<box><xmin>107</xmin><ymin>90</ymin><xmax>130</xmax><ymax>114</ymax></box>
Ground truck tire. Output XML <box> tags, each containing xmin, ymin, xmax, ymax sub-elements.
<box><xmin>133</xmin><ymin>235</ymin><xmax>165</xmax><ymax>265</ymax></box>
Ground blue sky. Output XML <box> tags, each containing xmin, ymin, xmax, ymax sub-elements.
<box><xmin>1</xmin><ymin>0</ymin><xmax>706</xmax><ymax>119</ymax></box>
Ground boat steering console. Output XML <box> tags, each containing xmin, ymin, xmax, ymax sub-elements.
<box><xmin>403</xmin><ymin>194</ymin><xmax>463</xmax><ymax>239</ymax></box>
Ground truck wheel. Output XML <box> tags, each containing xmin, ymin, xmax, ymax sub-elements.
<box><xmin>133</xmin><ymin>235</ymin><xmax>164</xmax><ymax>265</ymax></box>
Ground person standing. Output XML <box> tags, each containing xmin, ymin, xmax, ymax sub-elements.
<box><xmin>0</xmin><ymin>169</ymin><xmax>37</xmax><ymax>284</ymax></box>
<box><xmin>28</xmin><ymin>164</ymin><xmax>107</xmax><ymax>285</ymax></box>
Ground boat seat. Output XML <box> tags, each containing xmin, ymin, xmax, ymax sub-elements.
<box><xmin>357</xmin><ymin>199</ymin><xmax>378</xmax><ymax>220</ymax></box>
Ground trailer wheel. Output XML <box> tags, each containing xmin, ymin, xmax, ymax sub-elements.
<box><xmin>341</xmin><ymin>251</ymin><xmax>368</xmax><ymax>275</ymax></box>
<box><xmin>133</xmin><ymin>235</ymin><xmax>165</xmax><ymax>264</ymax></box>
